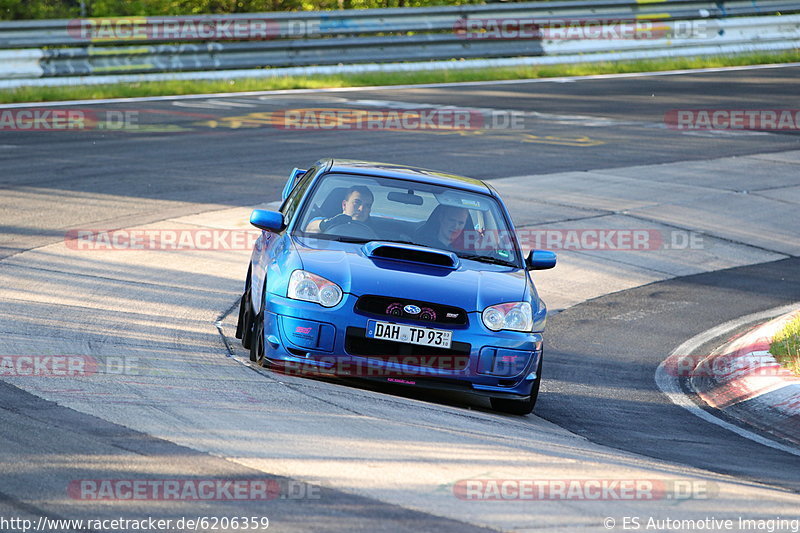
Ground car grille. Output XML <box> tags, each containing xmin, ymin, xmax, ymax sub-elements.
<box><xmin>354</xmin><ymin>295</ymin><xmax>468</xmax><ymax>326</ymax></box>
<box><xmin>345</xmin><ymin>327</ymin><xmax>471</xmax><ymax>370</ymax></box>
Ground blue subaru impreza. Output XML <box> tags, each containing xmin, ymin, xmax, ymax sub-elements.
<box><xmin>236</xmin><ymin>159</ymin><xmax>555</xmax><ymax>414</ymax></box>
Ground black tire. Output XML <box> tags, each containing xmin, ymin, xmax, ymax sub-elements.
<box><xmin>249</xmin><ymin>311</ymin><xmax>264</xmax><ymax>364</ymax></box>
<box><xmin>236</xmin><ymin>271</ymin><xmax>253</xmax><ymax>349</ymax></box>
<box><xmin>240</xmin><ymin>292</ymin><xmax>254</xmax><ymax>350</ymax></box>
<box><xmin>490</xmin><ymin>355</ymin><xmax>542</xmax><ymax>415</ymax></box>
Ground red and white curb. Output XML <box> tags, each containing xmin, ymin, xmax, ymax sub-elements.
<box><xmin>691</xmin><ymin>312</ymin><xmax>800</xmax><ymax>411</ymax></box>
<box><xmin>656</xmin><ymin>303</ymin><xmax>800</xmax><ymax>456</ymax></box>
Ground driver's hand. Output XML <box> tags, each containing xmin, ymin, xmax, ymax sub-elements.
<box><xmin>319</xmin><ymin>213</ymin><xmax>352</xmax><ymax>232</ymax></box>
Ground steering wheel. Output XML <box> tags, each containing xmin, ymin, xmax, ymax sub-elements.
<box><xmin>324</xmin><ymin>215</ymin><xmax>378</xmax><ymax>240</ymax></box>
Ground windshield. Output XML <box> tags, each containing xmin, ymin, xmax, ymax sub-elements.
<box><xmin>294</xmin><ymin>173</ymin><xmax>522</xmax><ymax>267</ymax></box>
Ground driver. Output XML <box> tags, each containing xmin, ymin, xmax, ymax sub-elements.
<box><xmin>305</xmin><ymin>185</ymin><xmax>374</xmax><ymax>233</ymax></box>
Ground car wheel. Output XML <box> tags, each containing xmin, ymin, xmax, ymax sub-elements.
<box><xmin>249</xmin><ymin>311</ymin><xmax>265</xmax><ymax>364</ymax></box>
<box><xmin>490</xmin><ymin>355</ymin><xmax>542</xmax><ymax>415</ymax></box>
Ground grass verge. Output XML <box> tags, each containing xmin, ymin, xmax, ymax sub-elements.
<box><xmin>770</xmin><ymin>314</ymin><xmax>800</xmax><ymax>376</ymax></box>
<box><xmin>1</xmin><ymin>49</ymin><xmax>799</xmax><ymax>104</ymax></box>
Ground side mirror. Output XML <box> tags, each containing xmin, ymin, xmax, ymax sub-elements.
<box><xmin>526</xmin><ymin>249</ymin><xmax>556</xmax><ymax>270</ymax></box>
<box><xmin>281</xmin><ymin>168</ymin><xmax>307</xmax><ymax>200</ymax></box>
<box><xmin>250</xmin><ymin>209</ymin><xmax>285</xmax><ymax>232</ymax></box>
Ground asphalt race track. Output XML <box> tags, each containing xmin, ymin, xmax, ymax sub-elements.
<box><xmin>1</xmin><ymin>64</ymin><xmax>799</xmax><ymax>532</ymax></box>
<box><xmin>543</xmin><ymin>257</ymin><xmax>800</xmax><ymax>490</ymax></box>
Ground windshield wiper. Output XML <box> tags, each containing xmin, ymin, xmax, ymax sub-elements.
<box><xmin>458</xmin><ymin>253</ymin><xmax>518</xmax><ymax>268</ymax></box>
<box><xmin>330</xmin><ymin>236</ymin><xmax>371</xmax><ymax>243</ymax></box>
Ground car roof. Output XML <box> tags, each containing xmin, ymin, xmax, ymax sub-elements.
<box><xmin>320</xmin><ymin>158</ymin><xmax>492</xmax><ymax>195</ymax></box>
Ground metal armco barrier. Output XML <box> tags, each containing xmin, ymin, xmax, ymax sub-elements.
<box><xmin>0</xmin><ymin>0</ymin><xmax>798</xmax><ymax>87</ymax></box>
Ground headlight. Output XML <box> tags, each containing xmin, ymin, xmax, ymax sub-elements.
<box><xmin>287</xmin><ymin>270</ymin><xmax>343</xmax><ymax>308</ymax></box>
<box><xmin>482</xmin><ymin>302</ymin><xmax>533</xmax><ymax>332</ymax></box>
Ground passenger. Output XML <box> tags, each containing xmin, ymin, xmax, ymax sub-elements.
<box><xmin>415</xmin><ymin>205</ymin><xmax>469</xmax><ymax>250</ymax></box>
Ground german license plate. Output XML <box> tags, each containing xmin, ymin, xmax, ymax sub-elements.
<box><xmin>367</xmin><ymin>320</ymin><xmax>452</xmax><ymax>349</ymax></box>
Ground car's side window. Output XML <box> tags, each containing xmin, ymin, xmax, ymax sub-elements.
<box><xmin>280</xmin><ymin>167</ymin><xmax>316</xmax><ymax>222</ymax></box>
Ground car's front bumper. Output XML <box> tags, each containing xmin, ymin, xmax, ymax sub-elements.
<box><xmin>260</xmin><ymin>293</ymin><xmax>543</xmax><ymax>398</ymax></box>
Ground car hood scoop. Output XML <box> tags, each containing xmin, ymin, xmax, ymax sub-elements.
<box><xmin>362</xmin><ymin>241</ymin><xmax>459</xmax><ymax>269</ymax></box>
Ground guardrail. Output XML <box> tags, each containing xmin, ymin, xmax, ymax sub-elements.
<box><xmin>0</xmin><ymin>0</ymin><xmax>798</xmax><ymax>88</ymax></box>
